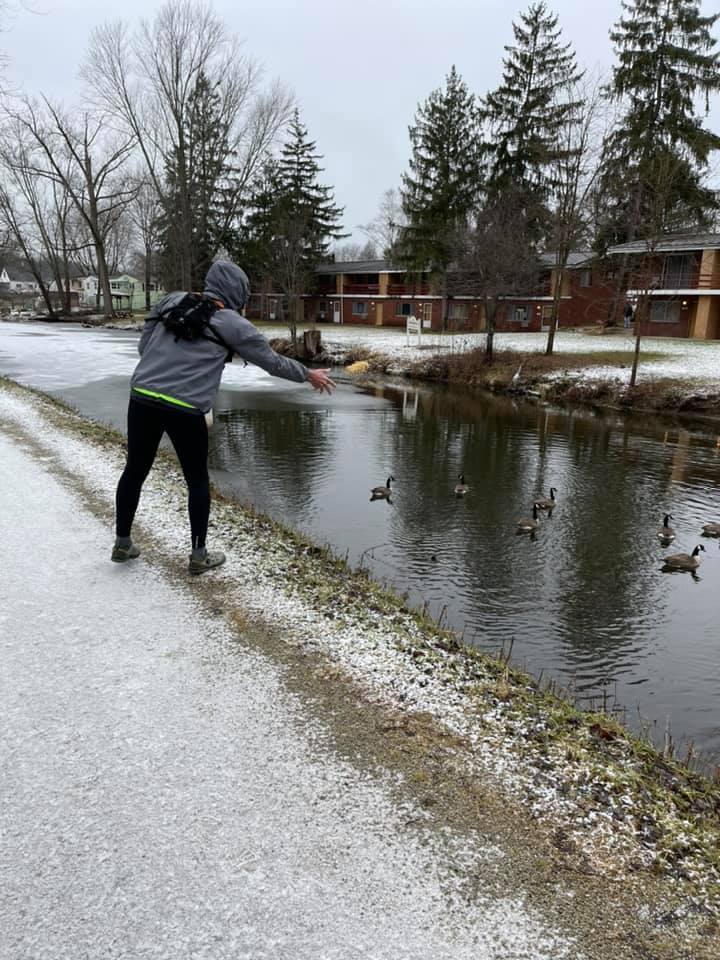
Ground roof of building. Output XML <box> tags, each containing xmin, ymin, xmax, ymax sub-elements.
<box><xmin>608</xmin><ymin>233</ymin><xmax>720</xmax><ymax>255</ymax></box>
<box><xmin>315</xmin><ymin>259</ymin><xmax>404</xmax><ymax>275</ymax></box>
<box><xmin>0</xmin><ymin>263</ymin><xmax>42</xmax><ymax>283</ymax></box>
<box><xmin>538</xmin><ymin>250</ymin><xmax>594</xmax><ymax>268</ymax></box>
<box><xmin>317</xmin><ymin>252</ymin><xmax>594</xmax><ymax>276</ymax></box>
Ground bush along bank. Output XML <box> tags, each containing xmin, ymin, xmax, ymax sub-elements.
<box><xmin>1</xmin><ymin>376</ymin><xmax>720</xmax><ymax>952</ymax></box>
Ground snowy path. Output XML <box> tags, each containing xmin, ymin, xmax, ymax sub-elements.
<box><xmin>0</xmin><ymin>431</ymin><xmax>578</xmax><ymax>960</ymax></box>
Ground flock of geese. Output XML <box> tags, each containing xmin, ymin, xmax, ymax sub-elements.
<box><xmin>369</xmin><ymin>476</ymin><xmax>720</xmax><ymax>573</ymax></box>
<box><xmin>653</xmin><ymin>513</ymin><xmax>717</xmax><ymax>572</ymax></box>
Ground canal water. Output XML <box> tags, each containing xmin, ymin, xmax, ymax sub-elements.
<box><xmin>2</xmin><ymin>322</ymin><xmax>718</xmax><ymax>762</ymax></box>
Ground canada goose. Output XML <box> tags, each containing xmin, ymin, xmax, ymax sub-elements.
<box><xmin>702</xmin><ymin>521</ymin><xmax>720</xmax><ymax>537</ymax></box>
<box><xmin>454</xmin><ymin>474</ymin><xmax>469</xmax><ymax>496</ymax></box>
<box><xmin>535</xmin><ymin>487</ymin><xmax>557</xmax><ymax>510</ymax></box>
<box><xmin>662</xmin><ymin>544</ymin><xmax>705</xmax><ymax>571</ymax></box>
<box><xmin>656</xmin><ymin>514</ymin><xmax>675</xmax><ymax>542</ymax></box>
<box><xmin>516</xmin><ymin>502</ymin><xmax>540</xmax><ymax>532</ymax></box>
<box><xmin>370</xmin><ymin>476</ymin><xmax>395</xmax><ymax>501</ymax></box>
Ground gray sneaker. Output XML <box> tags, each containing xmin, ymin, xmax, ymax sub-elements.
<box><xmin>188</xmin><ymin>549</ymin><xmax>226</xmax><ymax>576</ymax></box>
<box><xmin>111</xmin><ymin>542</ymin><xmax>141</xmax><ymax>563</ymax></box>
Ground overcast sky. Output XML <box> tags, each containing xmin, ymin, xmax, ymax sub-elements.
<box><xmin>5</xmin><ymin>0</ymin><xmax>720</xmax><ymax>245</ymax></box>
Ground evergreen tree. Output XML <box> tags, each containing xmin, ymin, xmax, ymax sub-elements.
<box><xmin>596</xmin><ymin>0</ymin><xmax>720</xmax><ymax>250</ymax></box>
<box><xmin>481</xmin><ymin>2</ymin><xmax>584</xmax><ymax>242</ymax></box>
<box><xmin>234</xmin><ymin>158</ymin><xmax>282</xmax><ymax>289</ymax></box>
<box><xmin>157</xmin><ymin>71</ymin><xmax>233</xmax><ymax>290</ymax></box>
<box><xmin>234</xmin><ymin>111</ymin><xmax>345</xmax><ymax>340</ymax></box>
<box><xmin>275</xmin><ymin>109</ymin><xmax>346</xmax><ymax>266</ymax></box>
<box><xmin>398</xmin><ymin>65</ymin><xmax>484</xmax><ymax>276</ymax></box>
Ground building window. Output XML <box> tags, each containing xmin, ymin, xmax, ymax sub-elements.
<box><xmin>662</xmin><ymin>254</ymin><xmax>694</xmax><ymax>288</ymax></box>
<box><xmin>352</xmin><ymin>301</ymin><xmax>367</xmax><ymax>316</ymax></box>
<box><xmin>395</xmin><ymin>302</ymin><xmax>413</xmax><ymax>316</ymax></box>
<box><xmin>579</xmin><ymin>269</ymin><xmax>592</xmax><ymax>287</ymax></box>
<box><xmin>650</xmin><ymin>301</ymin><xmax>681</xmax><ymax>323</ymax></box>
<box><xmin>513</xmin><ymin>305</ymin><xmax>527</xmax><ymax>324</ymax></box>
<box><xmin>448</xmin><ymin>302</ymin><xmax>468</xmax><ymax>320</ymax></box>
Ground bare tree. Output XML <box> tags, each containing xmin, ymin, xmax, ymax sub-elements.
<box><xmin>127</xmin><ymin>175</ymin><xmax>162</xmax><ymax>309</ymax></box>
<box><xmin>624</xmin><ymin>153</ymin><xmax>687</xmax><ymax>387</ymax></box>
<box><xmin>5</xmin><ymin>96</ymin><xmax>138</xmax><ymax>318</ymax></box>
<box><xmin>454</xmin><ymin>195</ymin><xmax>539</xmax><ymax>360</ymax></box>
<box><xmin>332</xmin><ymin>240</ymin><xmax>377</xmax><ymax>261</ymax></box>
<box><xmin>360</xmin><ymin>187</ymin><xmax>405</xmax><ymax>258</ymax></box>
<box><xmin>83</xmin><ymin>0</ymin><xmax>293</xmax><ymax>287</ymax></box>
<box><xmin>545</xmin><ymin>73</ymin><xmax>611</xmax><ymax>354</ymax></box>
<box><xmin>0</xmin><ymin>127</ymin><xmax>80</xmax><ymax>316</ymax></box>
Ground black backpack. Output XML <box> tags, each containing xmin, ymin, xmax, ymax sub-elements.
<box><xmin>158</xmin><ymin>293</ymin><xmax>234</xmax><ymax>363</ymax></box>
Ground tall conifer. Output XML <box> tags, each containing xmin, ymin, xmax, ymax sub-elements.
<box><xmin>234</xmin><ymin>111</ymin><xmax>345</xmax><ymax>340</ymax></box>
<box><xmin>157</xmin><ymin>71</ymin><xmax>232</xmax><ymax>289</ymax></box>
<box><xmin>398</xmin><ymin>65</ymin><xmax>484</xmax><ymax>275</ymax></box>
<box><xmin>481</xmin><ymin>2</ymin><xmax>583</xmax><ymax>241</ymax></box>
<box><xmin>597</xmin><ymin>0</ymin><xmax>720</xmax><ymax>249</ymax></box>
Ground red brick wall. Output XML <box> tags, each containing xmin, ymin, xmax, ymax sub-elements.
<box><xmin>636</xmin><ymin>298</ymin><xmax>693</xmax><ymax>338</ymax></box>
<box><xmin>566</xmin><ymin>267</ymin><xmax>618</xmax><ymax>326</ymax></box>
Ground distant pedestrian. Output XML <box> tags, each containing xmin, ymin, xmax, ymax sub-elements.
<box><xmin>623</xmin><ymin>301</ymin><xmax>634</xmax><ymax>329</ymax></box>
<box><xmin>112</xmin><ymin>260</ymin><xmax>336</xmax><ymax>575</ymax></box>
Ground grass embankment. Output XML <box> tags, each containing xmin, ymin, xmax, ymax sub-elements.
<box><xmin>344</xmin><ymin>342</ymin><xmax>720</xmax><ymax>418</ymax></box>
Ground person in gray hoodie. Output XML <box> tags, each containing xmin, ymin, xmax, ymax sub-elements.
<box><xmin>112</xmin><ymin>260</ymin><xmax>336</xmax><ymax>574</ymax></box>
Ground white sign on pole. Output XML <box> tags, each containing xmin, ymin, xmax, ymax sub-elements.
<box><xmin>406</xmin><ymin>315</ymin><xmax>421</xmax><ymax>346</ymax></box>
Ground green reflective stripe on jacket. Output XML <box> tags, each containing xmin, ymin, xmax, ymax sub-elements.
<box><xmin>132</xmin><ymin>387</ymin><xmax>196</xmax><ymax>410</ymax></box>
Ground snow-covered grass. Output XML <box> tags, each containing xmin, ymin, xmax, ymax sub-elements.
<box><xmin>257</xmin><ymin>322</ymin><xmax>720</xmax><ymax>387</ymax></box>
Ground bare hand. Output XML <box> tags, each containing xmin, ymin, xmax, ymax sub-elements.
<box><xmin>307</xmin><ymin>368</ymin><xmax>337</xmax><ymax>395</ymax></box>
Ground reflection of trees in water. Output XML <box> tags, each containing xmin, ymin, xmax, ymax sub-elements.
<box><xmin>548</xmin><ymin>420</ymin><xmax>669</xmax><ymax>673</ymax></box>
<box><xmin>209</xmin><ymin>408</ymin><xmax>334</xmax><ymax>516</ymax></box>
<box><xmin>371</xmin><ymin>385</ymin><xmax>556</xmax><ymax>629</ymax></box>
<box><xmin>370</xmin><ymin>383</ymin><xmax>675</xmax><ymax>680</ymax></box>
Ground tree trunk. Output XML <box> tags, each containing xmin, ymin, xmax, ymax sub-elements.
<box><xmin>302</xmin><ymin>328</ymin><xmax>322</xmax><ymax>360</ymax></box>
<box><xmin>96</xmin><ymin>250</ymin><xmax>115</xmax><ymax>320</ymax></box>
<box><xmin>38</xmin><ymin>283</ymin><xmax>56</xmax><ymax>319</ymax></box>
<box><xmin>63</xmin><ymin>258</ymin><xmax>72</xmax><ymax>315</ymax></box>
<box><xmin>485</xmin><ymin>298</ymin><xmax>497</xmax><ymax>361</ymax></box>
<box><xmin>629</xmin><ymin>295</ymin><xmax>646</xmax><ymax>387</ymax></box>
<box><xmin>545</xmin><ymin>262</ymin><xmax>566</xmax><ymax>355</ymax></box>
<box><xmin>145</xmin><ymin>244</ymin><xmax>152</xmax><ymax>310</ymax></box>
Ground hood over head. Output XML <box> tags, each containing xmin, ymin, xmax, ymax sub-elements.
<box><xmin>203</xmin><ymin>260</ymin><xmax>250</xmax><ymax>312</ymax></box>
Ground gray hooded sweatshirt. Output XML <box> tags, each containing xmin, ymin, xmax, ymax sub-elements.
<box><xmin>130</xmin><ymin>261</ymin><xmax>309</xmax><ymax>413</ymax></box>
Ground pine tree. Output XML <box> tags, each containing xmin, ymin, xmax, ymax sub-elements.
<box><xmin>596</xmin><ymin>0</ymin><xmax>720</xmax><ymax>250</ymax></box>
<box><xmin>157</xmin><ymin>71</ymin><xmax>233</xmax><ymax>290</ymax></box>
<box><xmin>233</xmin><ymin>111</ymin><xmax>345</xmax><ymax>340</ymax></box>
<box><xmin>275</xmin><ymin>110</ymin><xmax>345</xmax><ymax>267</ymax></box>
<box><xmin>481</xmin><ymin>2</ymin><xmax>583</xmax><ymax>241</ymax></box>
<box><xmin>398</xmin><ymin>65</ymin><xmax>484</xmax><ymax>276</ymax></box>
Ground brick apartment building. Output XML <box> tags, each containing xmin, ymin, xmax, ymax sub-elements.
<box><xmin>246</xmin><ymin>253</ymin><xmax>616</xmax><ymax>333</ymax></box>
<box><xmin>608</xmin><ymin>233</ymin><xmax>720</xmax><ymax>339</ymax></box>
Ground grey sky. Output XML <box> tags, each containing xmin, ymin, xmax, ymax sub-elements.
<box><xmin>5</xmin><ymin>1</ymin><xmax>720</xmax><ymax>245</ymax></box>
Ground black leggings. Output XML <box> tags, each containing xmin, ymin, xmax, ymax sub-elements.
<box><xmin>115</xmin><ymin>397</ymin><xmax>210</xmax><ymax>550</ymax></box>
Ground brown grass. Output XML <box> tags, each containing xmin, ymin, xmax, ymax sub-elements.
<box><xmin>406</xmin><ymin>346</ymin><xmax>663</xmax><ymax>387</ymax></box>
